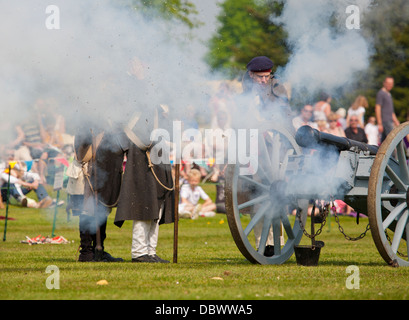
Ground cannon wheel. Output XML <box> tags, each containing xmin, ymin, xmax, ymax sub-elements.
<box><xmin>368</xmin><ymin>122</ymin><xmax>409</xmax><ymax>267</ymax></box>
<box><xmin>225</xmin><ymin>124</ymin><xmax>308</xmax><ymax>264</ymax></box>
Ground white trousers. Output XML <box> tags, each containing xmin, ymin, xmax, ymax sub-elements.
<box><xmin>131</xmin><ymin>206</ymin><xmax>163</xmax><ymax>258</ymax></box>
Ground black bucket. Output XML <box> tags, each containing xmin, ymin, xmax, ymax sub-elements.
<box><xmin>294</xmin><ymin>241</ymin><xmax>324</xmax><ymax>266</ymax></box>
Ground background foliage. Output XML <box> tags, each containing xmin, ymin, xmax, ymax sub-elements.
<box><xmin>127</xmin><ymin>0</ymin><xmax>201</xmax><ymax>28</ymax></box>
<box><xmin>206</xmin><ymin>0</ymin><xmax>289</xmax><ymax>78</ymax></box>
<box><xmin>206</xmin><ymin>0</ymin><xmax>409</xmax><ymax>120</ymax></box>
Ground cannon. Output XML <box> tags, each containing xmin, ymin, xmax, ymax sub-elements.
<box><xmin>225</xmin><ymin>122</ymin><xmax>409</xmax><ymax>266</ymax></box>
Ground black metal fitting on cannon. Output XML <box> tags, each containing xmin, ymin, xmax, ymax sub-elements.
<box><xmin>295</xmin><ymin>125</ymin><xmax>379</xmax><ymax>155</ymax></box>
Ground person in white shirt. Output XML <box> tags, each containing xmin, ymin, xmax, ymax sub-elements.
<box><xmin>365</xmin><ymin>116</ymin><xmax>380</xmax><ymax>146</ymax></box>
<box><xmin>179</xmin><ymin>169</ymin><xmax>216</xmax><ymax>219</ymax></box>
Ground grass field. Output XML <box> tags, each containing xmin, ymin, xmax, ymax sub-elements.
<box><xmin>1</xmin><ymin>184</ymin><xmax>408</xmax><ymax>301</ymax></box>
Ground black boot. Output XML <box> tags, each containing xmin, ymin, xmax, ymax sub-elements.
<box><xmin>78</xmin><ymin>214</ymin><xmax>95</xmax><ymax>262</ymax></box>
<box><xmin>264</xmin><ymin>245</ymin><xmax>275</xmax><ymax>257</ymax></box>
<box><xmin>78</xmin><ymin>230</ymin><xmax>94</xmax><ymax>262</ymax></box>
<box><xmin>101</xmin><ymin>251</ymin><xmax>123</xmax><ymax>262</ymax></box>
<box><xmin>92</xmin><ymin>217</ymin><xmax>123</xmax><ymax>262</ymax></box>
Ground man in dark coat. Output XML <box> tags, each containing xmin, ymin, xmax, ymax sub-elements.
<box><xmin>71</xmin><ymin>120</ymin><xmax>124</xmax><ymax>262</ymax></box>
<box><xmin>114</xmin><ymin>106</ymin><xmax>175</xmax><ymax>263</ymax></box>
<box><xmin>238</xmin><ymin>56</ymin><xmax>293</xmax><ymax>257</ymax></box>
<box><xmin>240</xmin><ymin>56</ymin><xmax>293</xmax><ymax>129</ymax></box>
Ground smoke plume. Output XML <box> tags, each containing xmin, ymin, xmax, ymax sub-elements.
<box><xmin>273</xmin><ymin>0</ymin><xmax>374</xmax><ymax>99</ymax></box>
<box><xmin>0</xmin><ymin>0</ymin><xmax>212</xmax><ymax>134</ymax></box>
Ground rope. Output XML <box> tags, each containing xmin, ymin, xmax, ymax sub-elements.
<box><xmin>81</xmin><ymin>158</ymin><xmax>120</xmax><ymax>209</ymax></box>
<box><xmin>146</xmin><ymin>150</ymin><xmax>174</xmax><ymax>191</ymax></box>
<box><xmin>123</xmin><ymin>108</ymin><xmax>173</xmax><ymax>191</ymax></box>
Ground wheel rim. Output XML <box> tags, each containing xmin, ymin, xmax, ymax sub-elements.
<box><xmin>225</xmin><ymin>125</ymin><xmax>308</xmax><ymax>264</ymax></box>
<box><xmin>368</xmin><ymin>122</ymin><xmax>409</xmax><ymax>266</ymax></box>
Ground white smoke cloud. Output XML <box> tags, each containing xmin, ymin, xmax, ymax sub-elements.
<box><xmin>0</xmin><ymin>0</ymin><xmax>213</xmax><ymax>133</ymax></box>
<box><xmin>273</xmin><ymin>0</ymin><xmax>374</xmax><ymax>97</ymax></box>
<box><xmin>264</xmin><ymin>1</ymin><xmax>378</xmax><ymax>205</ymax></box>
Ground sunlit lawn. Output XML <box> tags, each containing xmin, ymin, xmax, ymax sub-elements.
<box><xmin>0</xmin><ymin>185</ymin><xmax>408</xmax><ymax>301</ymax></box>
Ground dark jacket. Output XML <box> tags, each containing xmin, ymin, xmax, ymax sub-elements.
<box><xmin>345</xmin><ymin>127</ymin><xmax>368</xmax><ymax>143</ymax></box>
<box><xmin>239</xmin><ymin>71</ymin><xmax>294</xmax><ymax>133</ymax></box>
<box><xmin>114</xmin><ymin>135</ymin><xmax>175</xmax><ymax>227</ymax></box>
<box><xmin>75</xmin><ymin>124</ymin><xmax>124</xmax><ymax>217</ymax></box>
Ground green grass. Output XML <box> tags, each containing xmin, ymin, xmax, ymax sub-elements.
<box><xmin>0</xmin><ymin>185</ymin><xmax>408</xmax><ymax>300</ymax></box>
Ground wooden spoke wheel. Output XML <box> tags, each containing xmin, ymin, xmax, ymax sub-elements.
<box><xmin>225</xmin><ymin>125</ymin><xmax>308</xmax><ymax>264</ymax></box>
<box><xmin>368</xmin><ymin>122</ymin><xmax>409</xmax><ymax>266</ymax></box>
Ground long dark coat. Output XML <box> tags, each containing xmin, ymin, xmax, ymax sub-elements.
<box><xmin>74</xmin><ymin>125</ymin><xmax>124</xmax><ymax>217</ymax></box>
<box><xmin>90</xmin><ymin>131</ymin><xmax>124</xmax><ymax>208</ymax></box>
<box><xmin>114</xmin><ymin>135</ymin><xmax>175</xmax><ymax>228</ymax></box>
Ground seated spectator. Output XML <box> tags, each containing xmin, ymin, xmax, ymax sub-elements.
<box><xmin>292</xmin><ymin>105</ymin><xmax>318</xmax><ymax>131</ymax></box>
<box><xmin>178</xmin><ymin>169</ymin><xmax>216</xmax><ymax>219</ymax></box>
<box><xmin>327</xmin><ymin>112</ymin><xmax>346</xmax><ymax>137</ymax></box>
<box><xmin>345</xmin><ymin>115</ymin><xmax>368</xmax><ymax>143</ymax></box>
<box><xmin>0</xmin><ymin>162</ymin><xmax>53</xmax><ymax>208</ymax></box>
<box><xmin>365</xmin><ymin>116</ymin><xmax>380</xmax><ymax>146</ymax></box>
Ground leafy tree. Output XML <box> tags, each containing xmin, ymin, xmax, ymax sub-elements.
<box><xmin>116</xmin><ymin>0</ymin><xmax>201</xmax><ymax>29</ymax></box>
<box><xmin>206</xmin><ymin>0</ymin><xmax>289</xmax><ymax>78</ymax></box>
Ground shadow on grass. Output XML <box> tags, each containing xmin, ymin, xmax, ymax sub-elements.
<box><xmin>316</xmin><ymin>259</ymin><xmax>387</xmax><ymax>267</ymax></box>
<box><xmin>203</xmin><ymin>257</ymin><xmax>253</xmax><ymax>265</ymax></box>
<box><xmin>205</xmin><ymin>256</ymin><xmax>388</xmax><ymax>267</ymax></box>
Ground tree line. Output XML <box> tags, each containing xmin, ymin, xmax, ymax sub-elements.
<box><xmin>130</xmin><ymin>0</ymin><xmax>408</xmax><ymax>121</ymax></box>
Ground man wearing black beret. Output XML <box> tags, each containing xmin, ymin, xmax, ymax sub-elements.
<box><xmin>246</xmin><ymin>56</ymin><xmax>274</xmax><ymax>75</ymax></box>
<box><xmin>241</xmin><ymin>56</ymin><xmax>292</xmax><ymax>124</ymax></box>
<box><xmin>239</xmin><ymin>56</ymin><xmax>293</xmax><ymax>257</ymax></box>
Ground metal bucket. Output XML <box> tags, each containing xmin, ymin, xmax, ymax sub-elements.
<box><xmin>294</xmin><ymin>241</ymin><xmax>324</xmax><ymax>266</ymax></box>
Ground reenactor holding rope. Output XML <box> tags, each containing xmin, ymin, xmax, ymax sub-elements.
<box><xmin>114</xmin><ymin>105</ymin><xmax>175</xmax><ymax>263</ymax></box>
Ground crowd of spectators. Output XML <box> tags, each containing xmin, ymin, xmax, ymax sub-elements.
<box><xmin>0</xmin><ymin>76</ymin><xmax>403</xmax><ymax>220</ymax></box>
<box><xmin>290</xmin><ymin>94</ymin><xmax>375</xmax><ymax>217</ymax></box>
<box><xmin>292</xmin><ymin>93</ymin><xmax>380</xmax><ymax>145</ymax></box>
<box><xmin>288</xmin><ymin>76</ymin><xmax>404</xmax><ymax>217</ymax></box>
<box><xmin>0</xmin><ymin>98</ymin><xmax>73</xmax><ymax>209</ymax></box>
<box><xmin>175</xmin><ymin>79</ymin><xmax>394</xmax><ymax>219</ymax></box>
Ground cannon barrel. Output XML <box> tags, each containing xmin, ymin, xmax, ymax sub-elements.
<box><xmin>295</xmin><ymin>125</ymin><xmax>379</xmax><ymax>155</ymax></box>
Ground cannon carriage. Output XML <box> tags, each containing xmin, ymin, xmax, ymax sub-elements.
<box><xmin>225</xmin><ymin>122</ymin><xmax>409</xmax><ymax>267</ymax></box>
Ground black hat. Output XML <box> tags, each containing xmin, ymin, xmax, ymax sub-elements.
<box><xmin>246</xmin><ymin>56</ymin><xmax>274</xmax><ymax>72</ymax></box>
